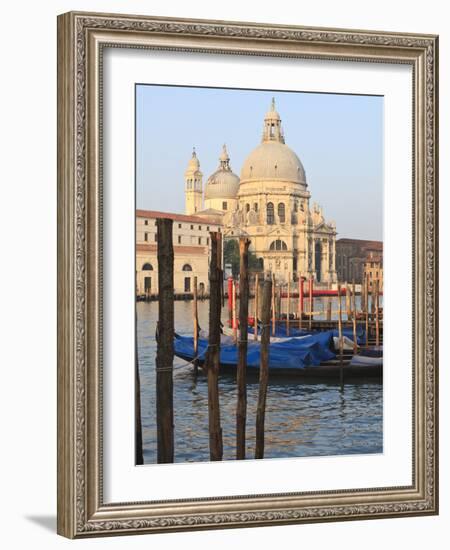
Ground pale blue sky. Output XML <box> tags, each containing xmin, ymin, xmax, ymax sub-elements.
<box><xmin>136</xmin><ymin>85</ymin><xmax>383</xmax><ymax>240</ymax></box>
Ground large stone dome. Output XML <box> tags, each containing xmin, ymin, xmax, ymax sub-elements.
<box><xmin>204</xmin><ymin>145</ymin><xmax>240</xmax><ymax>200</ymax></box>
<box><xmin>240</xmin><ymin>141</ymin><xmax>306</xmax><ymax>185</ymax></box>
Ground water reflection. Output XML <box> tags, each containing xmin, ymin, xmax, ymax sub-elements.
<box><xmin>137</xmin><ymin>300</ymin><xmax>383</xmax><ymax>464</ymax></box>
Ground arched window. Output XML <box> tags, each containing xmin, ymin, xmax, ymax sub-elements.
<box><xmin>267</xmin><ymin>202</ymin><xmax>274</xmax><ymax>225</ymax></box>
<box><xmin>278</xmin><ymin>202</ymin><xmax>286</xmax><ymax>223</ymax></box>
<box><xmin>269</xmin><ymin>240</ymin><xmax>288</xmax><ymax>251</ymax></box>
<box><xmin>246</xmin><ymin>203</ymin><xmax>250</xmax><ymax>213</ymax></box>
<box><xmin>182</xmin><ymin>264</ymin><xmax>193</xmax><ymax>271</ymax></box>
<box><xmin>142</xmin><ymin>263</ymin><xmax>153</xmax><ymax>271</ymax></box>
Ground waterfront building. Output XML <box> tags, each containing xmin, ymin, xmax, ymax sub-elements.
<box><xmin>189</xmin><ymin>98</ymin><xmax>338</xmax><ymax>284</ymax></box>
<box><xmin>336</xmin><ymin>238</ymin><xmax>383</xmax><ymax>284</ymax></box>
<box><xmin>363</xmin><ymin>251</ymin><xmax>384</xmax><ymax>292</ymax></box>
<box><xmin>136</xmin><ymin>210</ymin><xmax>221</xmax><ymax>296</ymax></box>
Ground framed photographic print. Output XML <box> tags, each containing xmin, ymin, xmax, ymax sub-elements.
<box><xmin>57</xmin><ymin>11</ymin><xmax>439</xmax><ymax>538</ymax></box>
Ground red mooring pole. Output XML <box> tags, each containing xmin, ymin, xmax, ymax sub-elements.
<box><xmin>228</xmin><ymin>277</ymin><xmax>233</xmax><ymax>327</ymax></box>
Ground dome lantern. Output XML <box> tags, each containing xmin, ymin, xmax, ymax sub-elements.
<box><xmin>240</xmin><ymin>100</ymin><xmax>306</xmax><ymax>186</ymax></box>
<box><xmin>262</xmin><ymin>97</ymin><xmax>285</xmax><ymax>144</ymax></box>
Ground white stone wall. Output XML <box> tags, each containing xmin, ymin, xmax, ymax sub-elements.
<box><xmin>219</xmin><ymin>178</ymin><xmax>338</xmax><ymax>283</ymax></box>
<box><xmin>136</xmin><ymin>215</ymin><xmax>219</xmax><ymax>248</ymax></box>
<box><xmin>136</xmin><ymin>250</ymin><xmax>210</xmax><ymax>295</ymax></box>
<box><xmin>136</xmin><ymin>212</ymin><xmax>221</xmax><ymax>295</ymax></box>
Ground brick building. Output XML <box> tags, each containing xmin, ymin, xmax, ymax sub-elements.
<box><xmin>335</xmin><ymin>238</ymin><xmax>383</xmax><ymax>284</ymax></box>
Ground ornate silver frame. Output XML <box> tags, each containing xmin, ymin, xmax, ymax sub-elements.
<box><xmin>57</xmin><ymin>11</ymin><xmax>439</xmax><ymax>538</ymax></box>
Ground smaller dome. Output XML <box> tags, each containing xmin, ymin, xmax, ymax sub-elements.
<box><xmin>204</xmin><ymin>170</ymin><xmax>240</xmax><ymax>199</ymax></box>
<box><xmin>205</xmin><ymin>145</ymin><xmax>240</xmax><ymax>200</ymax></box>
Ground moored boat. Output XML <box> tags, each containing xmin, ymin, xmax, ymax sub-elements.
<box><xmin>174</xmin><ymin>330</ymin><xmax>382</xmax><ymax>379</ymax></box>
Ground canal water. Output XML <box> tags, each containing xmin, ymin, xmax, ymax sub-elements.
<box><xmin>137</xmin><ymin>298</ymin><xmax>383</xmax><ymax>464</ymax></box>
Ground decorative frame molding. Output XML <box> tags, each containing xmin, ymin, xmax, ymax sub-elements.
<box><xmin>57</xmin><ymin>11</ymin><xmax>438</xmax><ymax>538</ymax></box>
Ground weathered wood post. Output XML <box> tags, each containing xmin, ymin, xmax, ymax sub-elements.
<box><xmin>345</xmin><ymin>281</ymin><xmax>351</xmax><ymax>320</ymax></box>
<box><xmin>232</xmin><ymin>279</ymin><xmax>237</xmax><ymax>343</ymax></box>
<box><xmin>286</xmin><ymin>273</ymin><xmax>291</xmax><ymax>336</ymax></box>
<box><xmin>227</xmin><ymin>277</ymin><xmax>233</xmax><ymax>328</ymax></box>
<box><xmin>352</xmin><ymin>280</ymin><xmax>358</xmax><ymax>354</ymax></box>
<box><xmin>254</xmin><ymin>273</ymin><xmax>259</xmax><ymax>341</ymax></box>
<box><xmin>370</xmin><ymin>278</ymin><xmax>375</xmax><ymax>317</ymax></box>
<box><xmin>326</xmin><ymin>298</ymin><xmax>332</xmax><ymax>321</ymax></box>
<box><xmin>299</xmin><ymin>277</ymin><xmax>304</xmax><ymax>328</ymax></box>
<box><xmin>135</xmin><ymin>277</ymin><xmax>144</xmax><ymax>465</ymax></box>
<box><xmin>255</xmin><ymin>277</ymin><xmax>272</xmax><ymax>459</ymax></box>
<box><xmin>205</xmin><ymin>232</ymin><xmax>223</xmax><ymax>461</ymax></box>
<box><xmin>271</xmin><ymin>273</ymin><xmax>276</xmax><ymax>336</ymax></box>
<box><xmin>365</xmin><ymin>274</ymin><xmax>369</xmax><ymax>347</ymax></box>
<box><xmin>337</xmin><ymin>283</ymin><xmax>344</xmax><ymax>385</ymax></box>
<box><xmin>276</xmin><ymin>285</ymin><xmax>282</xmax><ymax>325</ymax></box>
<box><xmin>327</xmin><ymin>282</ymin><xmax>332</xmax><ymax>322</ymax></box>
<box><xmin>361</xmin><ymin>275</ymin><xmax>365</xmax><ymax>318</ymax></box>
<box><xmin>156</xmin><ymin>218</ymin><xmax>174</xmax><ymax>464</ymax></box>
<box><xmin>236</xmin><ymin>238</ymin><xmax>250</xmax><ymax>460</ymax></box>
<box><xmin>375</xmin><ymin>278</ymin><xmax>380</xmax><ymax>347</ymax></box>
<box><xmin>309</xmin><ymin>276</ymin><xmax>313</xmax><ymax>330</ymax></box>
<box><xmin>193</xmin><ymin>275</ymin><xmax>199</xmax><ymax>376</ymax></box>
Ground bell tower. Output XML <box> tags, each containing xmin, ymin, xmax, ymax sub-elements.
<box><xmin>184</xmin><ymin>148</ymin><xmax>203</xmax><ymax>215</ymax></box>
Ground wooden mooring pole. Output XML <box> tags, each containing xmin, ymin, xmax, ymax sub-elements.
<box><xmin>236</xmin><ymin>238</ymin><xmax>250</xmax><ymax>460</ymax></box>
<box><xmin>299</xmin><ymin>277</ymin><xmax>304</xmax><ymax>328</ymax></box>
<box><xmin>337</xmin><ymin>283</ymin><xmax>344</xmax><ymax>385</ymax></box>
<box><xmin>155</xmin><ymin>218</ymin><xmax>174</xmax><ymax>464</ymax></box>
<box><xmin>255</xmin><ymin>278</ymin><xmax>273</xmax><ymax>459</ymax></box>
<box><xmin>271</xmin><ymin>274</ymin><xmax>276</xmax><ymax>336</ymax></box>
<box><xmin>361</xmin><ymin>275</ymin><xmax>366</xmax><ymax>318</ymax></box>
<box><xmin>276</xmin><ymin>285</ymin><xmax>282</xmax><ymax>324</ymax></box>
<box><xmin>232</xmin><ymin>279</ymin><xmax>237</xmax><ymax>343</ymax></box>
<box><xmin>193</xmin><ymin>275</ymin><xmax>199</xmax><ymax>377</ymax></box>
<box><xmin>309</xmin><ymin>276</ymin><xmax>313</xmax><ymax>330</ymax></box>
<box><xmin>365</xmin><ymin>274</ymin><xmax>369</xmax><ymax>347</ymax></box>
<box><xmin>286</xmin><ymin>273</ymin><xmax>291</xmax><ymax>336</ymax></box>
<box><xmin>254</xmin><ymin>273</ymin><xmax>259</xmax><ymax>341</ymax></box>
<box><xmin>135</xmin><ymin>294</ymin><xmax>144</xmax><ymax>465</ymax></box>
<box><xmin>345</xmin><ymin>281</ymin><xmax>351</xmax><ymax>320</ymax></box>
<box><xmin>370</xmin><ymin>279</ymin><xmax>375</xmax><ymax>317</ymax></box>
<box><xmin>227</xmin><ymin>277</ymin><xmax>233</xmax><ymax>328</ymax></box>
<box><xmin>375</xmin><ymin>278</ymin><xmax>380</xmax><ymax>347</ymax></box>
<box><xmin>327</xmin><ymin>282</ymin><xmax>332</xmax><ymax>322</ymax></box>
<box><xmin>352</xmin><ymin>280</ymin><xmax>358</xmax><ymax>354</ymax></box>
<box><xmin>205</xmin><ymin>232</ymin><xmax>223</xmax><ymax>461</ymax></box>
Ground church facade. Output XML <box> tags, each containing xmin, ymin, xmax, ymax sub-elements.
<box><xmin>185</xmin><ymin>99</ymin><xmax>338</xmax><ymax>284</ymax></box>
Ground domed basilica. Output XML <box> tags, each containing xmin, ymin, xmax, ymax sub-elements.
<box><xmin>184</xmin><ymin>99</ymin><xmax>337</xmax><ymax>284</ymax></box>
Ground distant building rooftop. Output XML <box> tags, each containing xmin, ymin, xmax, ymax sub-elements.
<box><xmin>136</xmin><ymin>243</ymin><xmax>208</xmax><ymax>255</ymax></box>
<box><xmin>136</xmin><ymin>209</ymin><xmax>221</xmax><ymax>225</ymax></box>
<box><xmin>336</xmin><ymin>238</ymin><xmax>383</xmax><ymax>249</ymax></box>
